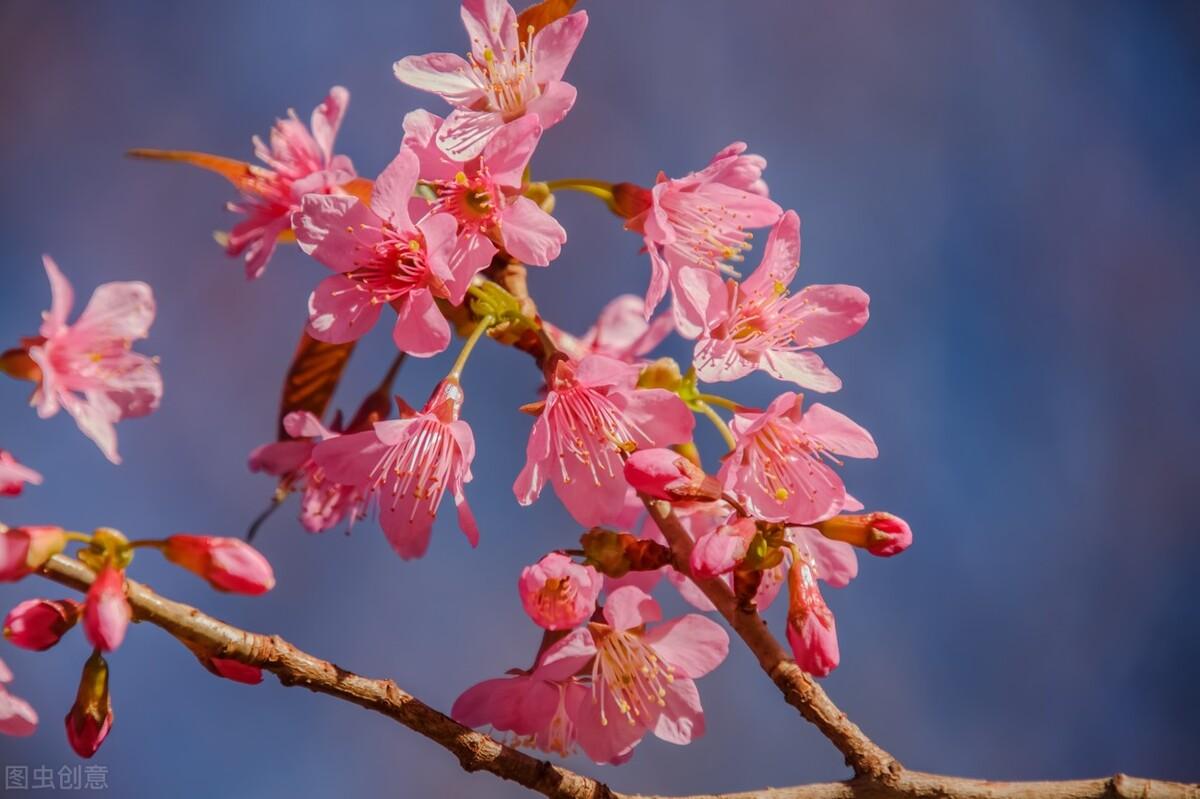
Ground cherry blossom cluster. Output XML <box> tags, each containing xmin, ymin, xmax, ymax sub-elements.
<box><xmin>0</xmin><ymin>0</ymin><xmax>911</xmax><ymax>768</ymax></box>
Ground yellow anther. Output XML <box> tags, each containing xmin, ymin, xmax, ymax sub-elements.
<box><xmin>775</xmin><ymin>487</ymin><xmax>790</xmax><ymax>501</ymax></box>
<box><xmin>454</xmin><ymin>171</ymin><xmax>469</xmax><ymax>186</ymax></box>
<box><xmin>774</xmin><ymin>280</ymin><xmax>788</xmax><ymax>296</ymax></box>
<box><xmin>408</xmin><ymin>239</ymin><xmax>421</xmax><ymax>251</ymax></box>
<box><xmin>483</xmin><ymin>47</ymin><xmax>495</xmax><ymax>63</ymax></box>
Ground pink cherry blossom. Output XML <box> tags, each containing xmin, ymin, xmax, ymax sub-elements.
<box><xmin>293</xmin><ymin>148</ymin><xmax>495</xmax><ymax>357</ymax></box>
<box><xmin>0</xmin><ymin>450</ymin><xmax>42</xmax><ymax>496</ymax></box>
<box><xmin>249</xmin><ymin>411</ymin><xmax>368</xmax><ymax>534</ymax></box>
<box><xmin>0</xmin><ymin>525</ymin><xmax>67</xmax><ymax>582</ymax></box>
<box><xmin>394</xmin><ymin>0</ymin><xmax>588</xmax><ymax>159</ymax></box>
<box><xmin>4</xmin><ymin>598</ymin><xmax>81</xmax><ymax>651</ymax></box>
<box><xmin>514</xmin><ymin>355</ymin><xmax>694</xmax><ymax>527</ymax></box>
<box><xmin>694</xmin><ymin>211</ymin><xmax>870</xmax><ymax>392</ymax></box>
<box><xmin>538</xmin><ymin>586</ymin><xmax>729</xmax><ymax>765</ymax></box>
<box><xmin>518</xmin><ymin>553</ymin><xmax>601</xmax><ymax>630</ymax></box>
<box><xmin>452</xmin><ymin>632</ymin><xmax>591</xmax><ymax>758</ymax></box>
<box><xmin>786</xmin><ymin>552</ymin><xmax>840</xmax><ymax>677</ymax></box>
<box><xmin>403</xmin><ymin>110</ymin><xmax>566</xmax><ymax>266</ymax></box>
<box><xmin>544</xmin><ymin>294</ymin><xmax>674</xmax><ymax>364</ymax></box>
<box><xmin>718</xmin><ymin>392</ymin><xmax>877</xmax><ymax>525</ymax></box>
<box><xmin>26</xmin><ymin>257</ymin><xmax>162</xmax><ymax>464</ymax></box>
<box><xmin>313</xmin><ymin>379</ymin><xmax>478</xmax><ymax>560</ymax></box>
<box><xmin>227</xmin><ymin>86</ymin><xmax>356</xmax><ymax>279</ymax></box>
<box><xmin>625</xmin><ymin>144</ymin><xmax>782</xmax><ymax>337</ymax></box>
<box><xmin>162</xmin><ymin>535</ymin><xmax>276</xmax><ymax>595</ymax></box>
<box><xmin>0</xmin><ymin>656</ymin><xmax>37</xmax><ymax>737</ymax></box>
<box><xmin>82</xmin><ymin>566</ymin><xmax>130</xmax><ymax>652</ymax></box>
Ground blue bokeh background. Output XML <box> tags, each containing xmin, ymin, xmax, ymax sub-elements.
<box><xmin>2</xmin><ymin>1</ymin><xmax>1198</xmax><ymax>795</ymax></box>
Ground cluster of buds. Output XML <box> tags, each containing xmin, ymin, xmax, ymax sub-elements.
<box><xmin>0</xmin><ymin>524</ymin><xmax>275</xmax><ymax>754</ymax></box>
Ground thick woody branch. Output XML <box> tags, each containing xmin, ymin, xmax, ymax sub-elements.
<box><xmin>642</xmin><ymin>498</ymin><xmax>901</xmax><ymax>782</ymax></box>
<box><xmin>34</xmin><ymin>555</ymin><xmax>1196</xmax><ymax>799</ymax></box>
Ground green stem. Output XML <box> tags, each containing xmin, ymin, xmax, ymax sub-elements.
<box><xmin>448</xmin><ymin>315</ymin><xmax>496</xmax><ymax>379</ymax></box>
<box><xmin>127</xmin><ymin>539</ymin><xmax>166</xmax><ymax>550</ymax></box>
<box><xmin>543</xmin><ymin>179</ymin><xmax>615</xmax><ymax>206</ymax></box>
<box><xmin>695</xmin><ymin>400</ymin><xmax>737</xmax><ymax>451</ymax></box>
<box><xmin>696</xmin><ymin>392</ymin><xmax>741</xmax><ymax>412</ymax></box>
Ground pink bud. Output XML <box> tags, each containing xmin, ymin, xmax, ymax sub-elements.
<box><xmin>786</xmin><ymin>557</ymin><xmax>839</xmax><ymax>677</ymax></box>
<box><xmin>208</xmin><ymin>658</ymin><xmax>263</xmax><ymax>685</ymax></box>
<box><xmin>4</xmin><ymin>598</ymin><xmax>81</xmax><ymax>651</ymax></box>
<box><xmin>814</xmin><ymin>512</ymin><xmax>913</xmax><ymax>557</ymax></box>
<box><xmin>65</xmin><ymin>650</ymin><xmax>112</xmax><ymax>758</ymax></box>
<box><xmin>0</xmin><ymin>526</ymin><xmax>66</xmax><ymax>582</ymax></box>
<box><xmin>624</xmin><ymin>448</ymin><xmax>722</xmax><ymax>502</ymax></box>
<box><xmin>690</xmin><ymin>517</ymin><xmax>756</xmax><ymax>579</ymax></box>
<box><xmin>518</xmin><ymin>553</ymin><xmax>601</xmax><ymax>630</ymax></box>
<box><xmin>163</xmin><ymin>535</ymin><xmax>276</xmax><ymax>595</ymax></box>
<box><xmin>83</xmin><ymin>567</ymin><xmax>130</xmax><ymax>652</ymax></box>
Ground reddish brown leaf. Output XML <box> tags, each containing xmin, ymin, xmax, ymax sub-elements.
<box><xmin>277</xmin><ymin>331</ymin><xmax>356</xmax><ymax>440</ymax></box>
<box><xmin>517</xmin><ymin>0</ymin><xmax>577</xmax><ymax>46</ymax></box>
<box><xmin>127</xmin><ymin>148</ymin><xmax>255</xmax><ymax>191</ymax></box>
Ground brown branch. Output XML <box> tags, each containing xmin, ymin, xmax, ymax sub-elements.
<box><xmin>642</xmin><ymin>498</ymin><xmax>901</xmax><ymax>782</ymax></box>
<box><xmin>33</xmin><ymin>554</ymin><xmax>1196</xmax><ymax>799</ymax></box>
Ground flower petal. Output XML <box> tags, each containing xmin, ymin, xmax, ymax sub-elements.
<box><xmin>602</xmin><ymin>585</ymin><xmax>661</xmax><ymax>631</ymax></box>
<box><xmin>306</xmin><ymin>274</ymin><xmax>383</xmax><ymax>344</ymax></box>
<box><xmin>392</xmin><ymin>289</ymin><xmax>451</xmax><ymax>357</ymax></box>
<box><xmin>500</xmin><ymin>196</ymin><xmax>566</xmax><ymax>266</ymax></box>
<box><xmin>643</xmin><ymin>614</ymin><xmax>729</xmax><ymax>679</ymax></box>
<box><xmin>393</xmin><ymin>53</ymin><xmax>484</xmax><ymax>107</ymax></box>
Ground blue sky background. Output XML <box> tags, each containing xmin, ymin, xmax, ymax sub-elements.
<box><xmin>1</xmin><ymin>1</ymin><xmax>1198</xmax><ymax>796</ymax></box>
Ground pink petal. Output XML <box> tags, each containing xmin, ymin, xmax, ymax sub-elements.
<box><xmin>615</xmin><ymin>388</ymin><xmax>695</xmax><ymax>448</ymax></box>
<box><xmin>500</xmin><ymin>196</ymin><xmax>566</xmax><ymax>266</ymax></box>
<box><xmin>762</xmin><ymin>350</ymin><xmax>842</xmax><ymax>393</ymax></box>
<box><xmin>0</xmin><ymin>690</ymin><xmax>38</xmax><ymax>737</ymax></box>
<box><xmin>670</xmin><ymin>265</ymin><xmax>728</xmax><ymax>339</ymax></box>
<box><xmin>310</xmin><ymin>86</ymin><xmax>349</xmax><ymax>164</ymax></box>
<box><xmin>455</xmin><ymin>488</ymin><xmax>479</xmax><ymax>548</ymax></box>
<box><xmin>741</xmin><ymin>210</ymin><xmax>801</xmax><ymax>298</ymax></box>
<box><xmin>401</xmin><ymin>109</ymin><xmax>458</xmax><ymax>183</ymax></box>
<box><xmin>247</xmin><ymin>440</ymin><xmax>312</xmax><ymax>475</ymax></box>
<box><xmin>392</xmin><ymin>53</ymin><xmax>484</xmax><ymax>107</ymax></box>
<box><xmin>651</xmin><ymin>677</ymin><xmax>705</xmax><ymax>745</ymax></box>
<box><xmin>306</xmin><ymin>274</ymin><xmax>383</xmax><ymax>343</ymax></box>
<box><xmin>292</xmin><ymin>194</ymin><xmax>384</xmax><ymax>270</ymax></box>
<box><xmin>643</xmin><ymin>614</ymin><xmax>729</xmax><ymax>679</ymax></box>
<box><xmin>371</xmin><ymin>148</ymin><xmax>420</xmax><ymax>230</ymax></box>
<box><xmin>694</xmin><ymin>336</ymin><xmax>757</xmax><ymax>384</ymax></box>
<box><xmin>481</xmin><ymin>116</ymin><xmax>543</xmax><ymax>187</ymax></box>
<box><xmin>573</xmin><ymin>686</ymin><xmax>648</xmax><ymax>764</ymax></box>
<box><xmin>74</xmin><ymin>281</ymin><xmax>156</xmax><ymax>341</ymax></box>
<box><xmin>460</xmin><ymin>0</ymin><xmax>518</xmax><ymax>60</ymax></box>
<box><xmin>602</xmin><ymin>585</ymin><xmax>662</xmax><ymax>631</ymax></box>
<box><xmin>513</xmin><ymin>411</ymin><xmax>552</xmax><ymax>505</ymax></box>
<box><xmin>392</xmin><ymin>289</ymin><xmax>451</xmax><ymax>357</ymax></box>
<box><xmin>532</xmin><ymin>12</ymin><xmax>588</xmax><ymax>84</ymax></box>
<box><xmin>60</xmin><ymin>393</ymin><xmax>120</xmax><ymax>465</ymax></box>
<box><xmin>535</xmin><ymin>627</ymin><xmax>598</xmax><ymax>682</ymax></box>
<box><xmin>788</xmin><ymin>284</ymin><xmax>871</xmax><ymax>347</ymax></box>
<box><xmin>379</xmin><ymin>494</ymin><xmax>436</xmax><ymax>559</ymax></box>
<box><xmin>40</xmin><ymin>255</ymin><xmax>73</xmax><ymax>336</ymax></box>
<box><xmin>802</xmin><ymin>403</ymin><xmax>879</xmax><ymax>459</ymax></box>
<box><xmin>440</xmin><ymin>228</ymin><xmax>497</xmax><ymax>304</ymax></box>
<box><xmin>523</xmin><ymin>81</ymin><xmax>577</xmax><ymax>130</ymax></box>
<box><xmin>312</xmin><ymin>430</ymin><xmax>389</xmax><ymax>485</ymax></box>
<box><xmin>437</xmin><ymin>108</ymin><xmax>506</xmax><ymax>161</ymax></box>
<box><xmin>452</xmin><ymin>675</ymin><xmax>529</xmax><ymax>732</ymax></box>
<box><xmin>283</xmin><ymin>410</ymin><xmax>335</xmax><ymax>439</ymax></box>
<box><xmin>793</xmin><ymin>528</ymin><xmax>858</xmax><ymax>588</ymax></box>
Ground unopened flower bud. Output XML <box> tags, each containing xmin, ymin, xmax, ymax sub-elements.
<box><xmin>162</xmin><ymin>535</ymin><xmax>276</xmax><ymax>595</ymax></box>
<box><xmin>82</xmin><ymin>567</ymin><xmax>130</xmax><ymax>652</ymax></box>
<box><xmin>814</xmin><ymin>512</ymin><xmax>912</xmax><ymax>557</ymax></box>
<box><xmin>0</xmin><ymin>347</ymin><xmax>42</xmax><ymax>382</ymax></box>
<box><xmin>65</xmin><ymin>650</ymin><xmax>113</xmax><ymax>758</ymax></box>
<box><xmin>4</xmin><ymin>599</ymin><xmax>81</xmax><ymax>651</ymax></box>
<box><xmin>0</xmin><ymin>526</ymin><xmax>67</xmax><ymax>582</ymax></box>
<box><xmin>786</xmin><ymin>557</ymin><xmax>839</xmax><ymax>677</ymax></box>
<box><xmin>625</xmin><ymin>448</ymin><xmax>722</xmax><ymax>503</ymax></box>
<box><xmin>519</xmin><ymin>553</ymin><xmax>602</xmax><ymax>630</ymax></box>
<box><xmin>611</xmin><ymin>182</ymin><xmax>652</xmax><ymax>220</ymax></box>
<box><xmin>580</xmin><ymin>528</ymin><xmax>672</xmax><ymax>578</ymax></box>
<box><xmin>690</xmin><ymin>517</ymin><xmax>757</xmax><ymax>579</ymax></box>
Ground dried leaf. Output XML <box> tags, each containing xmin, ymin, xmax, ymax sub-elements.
<box><xmin>517</xmin><ymin>0</ymin><xmax>577</xmax><ymax>46</ymax></box>
<box><xmin>277</xmin><ymin>331</ymin><xmax>355</xmax><ymax>440</ymax></box>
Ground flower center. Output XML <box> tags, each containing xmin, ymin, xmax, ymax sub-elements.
<box><xmin>550</xmin><ymin>383</ymin><xmax>647</xmax><ymax>488</ymax></box>
<box><xmin>433</xmin><ymin>171</ymin><xmax>501</xmax><ymax>231</ymax></box>
<box><xmin>588</xmin><ymin>625</ymin><xmax>674</xmax><ymax>726</ymax></box>
<box><xmin>468</xmin><ymin>38</ymin><xmax>540</xmax><ymax>119</ymax></box>
<box><xmin>744</xmin><ymin>418</ymin><xmax>840</xmax><ymax>503</ymax></box>
<box><xmin>660</xmin><ymin>190</ymin><xmax>755</xmax><ymax>276</ymax></box>
<box><xmin>344</xmin><ymin>229</ymin><xmax>436</xmax><ymax>304</ymax></box>
<box><xmin>369</xmin><ymin>418</ymin><xmax>456</xmax><ymax>521</ymax></box>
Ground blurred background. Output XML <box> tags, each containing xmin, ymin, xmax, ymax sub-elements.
<box><xmin>1</xmin><ymin>1</ymin><xmax>1198</xmax><ymax>796</ymax></box>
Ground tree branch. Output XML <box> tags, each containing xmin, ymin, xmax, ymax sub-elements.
<box><xmin>33</xmin><ymin>554</ymin><xmax>1196</xmax><ymax>799</ymax></box>
<box><xmin>642</xmin><ymin>498</ymin><xmax>901</xmax><ymax>781</ymax></box>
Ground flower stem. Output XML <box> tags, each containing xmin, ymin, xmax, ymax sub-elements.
<box><xmin>696</xmin><ymin>392</ymin><xmax>741</xmax><ymax>412</ymax></box>
<box><xmin>448</xmin><ymin>315</ymin><xmax>496</xmax><ymax>380</ymax></box>
<box><xmin>543</xmin><ymin>178</ymin><xmax>615</xmax><ymax>206</ymax></box>
<box><xmin>127</xmin><ymin>539</ymin><xmax>166</xmax><ymax>550</ymax></box>
<box><xmin>695</xmin><ymin>400</ymin><xmax>737</xmax><ymax>451</ymax></box>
